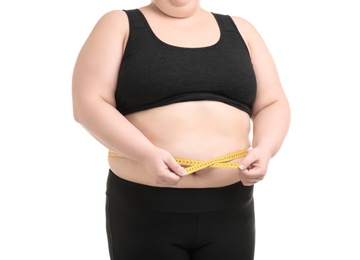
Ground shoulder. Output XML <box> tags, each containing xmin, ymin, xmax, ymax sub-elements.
<box><xmin>77</xmin><ymin>10</ymin><xmax>131</xmax><ymax>66</ymax></box>
<box><xmin>229</xmin><ymin>15</ymin><xmax>261</xmax><ymax>40</ymax></box>
<box><xmin>230</xmin><ymin>16</ymin><xmax>255</xmax><ymax>30</ymax></box>
<box><xmin>82</xmin><ymin>10</ymin><xmax>130</xmax><ymax>50</ymax></box>
<box><xmin>229</xmin><ymin>15</ymin><xmax>266</xmax><ymax>56</ymax></box>
<box><xmin>99</xmin><ymin>9</ymin><xmax>129</xmax><ymax>21</ymax></box>
<box><xmin>92</xmin><ymin>10</ymin><xmax>129</xmax><ymax>34</ymax></box>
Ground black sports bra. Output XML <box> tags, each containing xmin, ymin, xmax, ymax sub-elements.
<box><xmin>115</xmin><ymin>9</ymin><xmax>257</xmax><ymax>116</ymax></box>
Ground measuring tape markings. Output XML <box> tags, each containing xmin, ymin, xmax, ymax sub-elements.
<box><xmin>180</xmin><ymin>150</ymin><xmax>247</xmax><ymax>174</ymax></box>
<box><xmin>108</xmin><ymin>149</ymin><xmax>247</xmax><ymax>175</ymax></box>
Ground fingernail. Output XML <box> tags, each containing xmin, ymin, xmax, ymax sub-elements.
<box><xmin>239</xmin><ymin>164</ymin><xmax>245</xmax><ymax>170</ymax></box>
<box><xmin>182</xmin><ymin>168</ymin><xmax>187</xmax><ymax>176</ymax></box>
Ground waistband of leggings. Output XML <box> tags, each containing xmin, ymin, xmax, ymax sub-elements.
<box><xmin>106</xmin><ymin>169</ymin><xmax>253</xmax><ymax>213</ymax></box>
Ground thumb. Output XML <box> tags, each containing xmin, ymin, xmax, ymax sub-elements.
<box><xmin>166</xmin><ymin>157</ymin><xmax>187</xmax><ymax>176</ymax></box>
<box><xmin>238</xmin><ymin>153</ymin><xmax>254</xmax><ymax>170</ymax></box>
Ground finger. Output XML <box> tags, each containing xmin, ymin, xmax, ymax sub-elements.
<box><xmin>167</xmin><ymin>172</ymin><xmax>184</xmax><ymax>185</ymax></box>
<box><xmin>240</xmin><ymin>167</ymin><xmax>265</xmax><ymax>182</ymax></box>
<box><xmin>240</xmin><ymin>173</ymin><xmax>261</xmax><ymax>185</ymax></box>
<box><xmin>243</xmin><ymin>167</ymin><xmax>263</xmax><ymax>179</ymax></box>
<box><xmin>156</xmin><ymin>171</ymin><xmax>182</xmax><ymax>186</ymax></box>
<box><xmin>161</xmin><ymin>176</ymin><xmax>181</xmax><ymax>186</ymax></box>
<box><xmin>239</xmin><ymin>178</ymin><xmax>256</xmax><ymax>186</ymax></box>
<box><xmin>165</xmin><ymin>157</ymin><xmax>187</xmax><ymax>177</ymax></box>
<box><xmin>238</xmin><ymin>153</ymin><xmax>256</xmax><ymax>170</ymax></box>
<box><xmin>238</xmin><ymin>169</ymin><xmax>264</xmax><ymax>185</ymax></box>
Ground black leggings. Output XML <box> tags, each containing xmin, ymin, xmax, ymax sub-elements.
<box><xmin>105</xmin><ymin>170</ymin><xmax>255</xmax><ymax>260</ymax></box>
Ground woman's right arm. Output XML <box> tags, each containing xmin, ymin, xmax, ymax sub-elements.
<box><xmin>71</xmin><ymin>11</ymin><xmax>186</xmax><ymax>184</ymax></box>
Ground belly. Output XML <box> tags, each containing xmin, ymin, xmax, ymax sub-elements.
<box><xmin>109</xmin><ymin>101</ymin><xmax>251</xmax><ymax>188</ymax></box>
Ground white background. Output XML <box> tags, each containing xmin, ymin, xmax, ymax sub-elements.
<box><xmin>1</xmin><ymin>1</ymin><xmax>359</xmax><ymax>259</ymax></box>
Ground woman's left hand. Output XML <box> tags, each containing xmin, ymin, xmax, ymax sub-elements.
<box><xmin>238</xmin><ymin>147</ymin><xmax>271</xmax><ymax>186</ymax></box>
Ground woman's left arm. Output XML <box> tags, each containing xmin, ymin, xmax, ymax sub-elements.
<box><xmin>233</xmin><ymin>17</ymin><xmax>291</xmax><ymax>185</ymax></box>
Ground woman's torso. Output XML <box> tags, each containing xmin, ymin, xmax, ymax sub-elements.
<box><xmin>109</xmin><ymin>7</ymin><xmax>255</xmax><ymax>188</ymax></box>
<box><xmin>109</xmin><ymin>101</ymin><xmax>251</xmax><ymax>188</ymax></box>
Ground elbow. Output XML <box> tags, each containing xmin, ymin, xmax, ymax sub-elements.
<box><xmin>72</xmin><ymin>95</ymin><xmax>90</xmax><ymax>124</ymax></box>
<box><xmin>72</xmin><ymin>103</ymin><xmax>85</xmax><ymax>124</ymax></box>
<box><xmin>73</xmin><ymin>110</ymin><xmax>81</xmax><ymax>124</ymax></box>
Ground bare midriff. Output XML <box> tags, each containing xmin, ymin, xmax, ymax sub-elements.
<box><xmin>108</xmin><ymin>101</ymin><xmax>251</xmax><ymax>188</ymax></box>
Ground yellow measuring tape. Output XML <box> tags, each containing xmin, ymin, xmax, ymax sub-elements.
<box><xmin>108</xmin><ymin>149</ymin><xmax>248</xmax><ymax>175</ymax></box>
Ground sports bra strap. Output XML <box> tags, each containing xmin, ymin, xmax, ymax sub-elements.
<box><xmin>123</xmin><ymin>9</ymin><xmax>147</xmax><ymax>30</ymax></box>
<box><xmin>212</xmin><ymin>13</ymin><xmax>239</xmax><ymax>33</ymax></box>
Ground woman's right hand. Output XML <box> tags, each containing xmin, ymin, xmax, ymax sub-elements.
<box><xmin>141</xmin><ymin>147</ymin><xmax>187</xmax><ymax>186</ymax></box>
